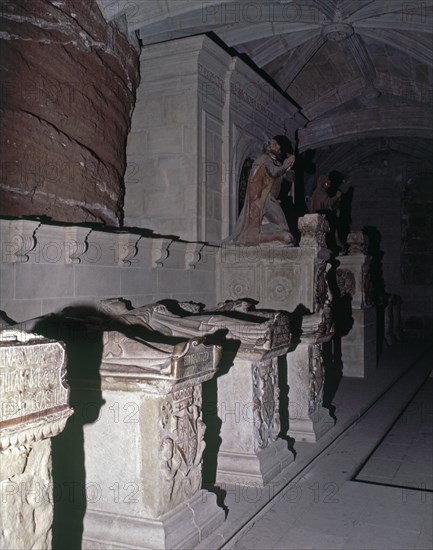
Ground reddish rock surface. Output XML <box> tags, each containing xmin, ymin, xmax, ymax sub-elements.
<box><xmin>0</xmin><ymin>0</ymin><xmax>140</xmax><ymax>225</ymax></box>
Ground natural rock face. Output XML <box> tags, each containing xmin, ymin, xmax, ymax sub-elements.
<box><xmin>0</xmin><ymin>0</ymin><xmax>140</xmax><ymax>225</ymax></box>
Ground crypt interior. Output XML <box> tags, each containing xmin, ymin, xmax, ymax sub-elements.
<box><xmin>0</xmin><ymin>1</ymin><xmax>432</xmax><ymax>549</ymax></box>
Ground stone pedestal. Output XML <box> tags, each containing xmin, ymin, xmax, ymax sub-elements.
<box><xmin>286</xmin><ymin>316</ymin><xmax>334</xmax><ymax>443</ymax></box>
<box><xmin>0</xmin><ymin>329</ymin><xmax>72</xmax><ymax>550</ymax></box>
<box><xmin>341</xmin><ymin>308</ymin><xmax>377</xmax><ymax>378</ymax></box>
<box><xmin>217</xmin><ymin>214</ymin><xmax>331</xmax><ymax>313</ymax></box>
<box><xmin>217</xmin><ymin>358</ymin><xmax>292</xmax><ymax>486</ymax></box>
<box><xmin>338</xmin><ymin>232</ymin><xmax>377</xmax><ymax>377</ymax></box>
<box><xmin>217</xmin><ymin>215</ymin><xmax>335</xmax><ymax>444</ymax></box>
<box><xmin>77</xmin><ymin>337</ymin><xmax>224</xmax><ymax>550</ymax></box>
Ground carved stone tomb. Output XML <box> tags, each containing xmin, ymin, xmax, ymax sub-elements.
<box><xmin>215</xmin><ymin>307</ymin><xmax>294</xmax><ymax>486</ymax></box>
<box><xmin>77</xmin><ymin>331</ymin><xmax>224</xmax><ymax>550</ymax></box>
<box><xmin>0</xmin><ymin>329</ymin><xmax>72</xmax><ymax>550</ymax></box>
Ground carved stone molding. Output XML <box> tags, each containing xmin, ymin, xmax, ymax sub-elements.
<box><xmin>64</xmin><ymin>226</ymin><xmax>92</xmax><ymax>264</ymax></box>
<box><xmin>315</xmin><ymin>260</ymin><xmax>331</xmax><ymax>313</ymax></box>
<box><xmin>252</xmin><ymin>358</ymin><xmax>280</xmax><ymax>452</ymax></box>
<box><xmin>185</xmin><ymin>243</ymin><xmax>205</xmax><ymax>269</ymax></box>
<box><xmin>4</xmin><ymin>220</ymin><xmax>40</xmax><ymax>263</ymax></box>
<box><xmin>152</xmin><ymin>238</ymin><xmax>173</xmax><ymax>268</ymax></box>
<box><xmin>117</xmin><ymin>233</ymin><xmax>141</xmax><ymax>266</ymax></box>
<box><xmin>298</xmin><ymin>214</ymin><xmax>329</xmax><ymax>248</ymax></box>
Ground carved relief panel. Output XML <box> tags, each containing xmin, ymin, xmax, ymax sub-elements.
<box><xmin>252</xmin><ymin>358</ymin><xmax>281</xmax><ymax>451</ymax></box>
<box><xmin>309</xmin><ymin>344</ymin><xmax>324</xmax><ymax>414</ymax></box>
<box><xmin>159</xmin><ymin>386</ymin><xmax>205</xmax><ymax>510</ymax></box>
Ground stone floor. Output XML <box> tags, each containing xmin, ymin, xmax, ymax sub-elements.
<box><xmin>199</xmin><ymin>341</ymin><xmax>433</xmax><ymax>550</ymax></box>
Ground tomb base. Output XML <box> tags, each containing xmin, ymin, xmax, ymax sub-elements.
<box><xmin>82</xmin><ymin>491</ymin><xmax>223</xmax><ymax>550</ymax></box>
<box><xmin>286</xmin><ymin>336</ymin><xmax>334</xmax><ymax>443</ymax></box>
<box><xmin>66</xmin><ymin>337</ymin><xmax>225</xmax><ymax>550</ymax></box>
<box><xmin>216</xmin><ymin>356</ymin><xmax>293</xmax><ymax>487</ymax></box>
<box><xmin>287</xmin><ymin>406</ymin><xmax>334</xmax><ymax>443</ymax></box>
<box><xmin>341</xmin><ymin>307</ymin><xmax>377</xmax><ymax>378</ymax></box>
<box><xmin>216</xmin><ymin>439</ymin><xmax>292</xmax><ymax>486</ymax></box>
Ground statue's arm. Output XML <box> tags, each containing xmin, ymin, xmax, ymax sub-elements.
<box><xmin>263</xmin><ymin>157</ymin><xmax>287</xmax><ymax>178</ymax></box>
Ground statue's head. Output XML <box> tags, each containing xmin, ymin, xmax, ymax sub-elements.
<box><xmin>327</xmin><ymin>170</ymin><xmax>345</xmax><ymax>190</ymax></box>
<box><xmin>317</xmin><ymin>174</ymin><xmax>329</xmax><ymax>189</ymax></box>
<box><xmin>263</xmin><ymin>135</ymin><xmax>293</xmax><ymax>162</ymax></box>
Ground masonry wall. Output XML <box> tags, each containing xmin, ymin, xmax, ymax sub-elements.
<box><xmin>338</xmin><ymin>152</ymin><xmax>432</xmax><ymax>337</ymax></box>
<box><xmin>0</xmin><ymin>220</ymin><xmax>218</xmax><ymax>323</ymax></box>
<box><xmin>124</xmin><ymin>34</ymin><xmax>304</xmax><ymax>243</ymax></box>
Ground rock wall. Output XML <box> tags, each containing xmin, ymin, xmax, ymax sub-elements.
<box><xmin>0</xmin><ymin>0</ymin><xmax>140</xmax><ymax>225</ymax></box>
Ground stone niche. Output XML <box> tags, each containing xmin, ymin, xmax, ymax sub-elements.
<box><xmin>0</xmin><ymin>0</ymin><xmax>139</xmax><ymax>225</ymax></box>
<box><xmin>0</xmin><ymin>329</ymin><xmax>73</xmax><ymax>550</ymax></box>
<box><xmin>124</xmin><ymin>34</ymin><xmax>305</xmax><ymax>242</ymax></box>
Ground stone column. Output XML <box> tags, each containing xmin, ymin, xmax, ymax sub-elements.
<box><xmin>77</xmin><ymin>336</ymin><xmax>224</xmax><ymax>550</ymax></box>
<box><xmin>0</xmin><ymin>329</ymin><xmax>73</xmax><ymax>550</ymax></box>
<box><xmin>216</xmin><ymin>312</ymin><xmax>293</xmax><ymax>486</ymax></box>
<box><xmin>338</xmin><ymin>231</ymin><xmax>377</xmax><ymax>377</ymax></box>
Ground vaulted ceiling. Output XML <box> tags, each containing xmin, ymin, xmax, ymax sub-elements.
<box><xmin>97</xmin><ymin>0</ymin><xmax>433</xmax><ymax>158</ymax></box>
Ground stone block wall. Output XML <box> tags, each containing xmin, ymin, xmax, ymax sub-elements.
<box><xmin>306</xmin><ymin>148</ymin><xmax>433</xmax><ymax>338</ymax></box>
<box><xmin>0</xmin><ymin>220</ymin><xmax>218</xmax><ymax>323</ymax></box>
<box><xmin>348</xmin><ymin>154</ymin><xmax>433</xmax><ymax>338</ymax></box>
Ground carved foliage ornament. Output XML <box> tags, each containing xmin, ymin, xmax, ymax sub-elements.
<box><xmin>299</xmin><ymin>214</ymin><xmax>329</xmax><ymax>248</ymax></box>
<box><xmin>159</xmin><ymin>386</ymin><xmax>205</xmax><ymax>507</ymax></box>
<box><xmin>315</xmin><ymin>261</ymin><xmax>329</xmax><ymax>313</ymax></box>
<box><xmin>336</xmin><ymin>268</ymin><xmax>356</xmax><ymax>297</ymax></box>
<box><xmin>309</xmin><ymin>344</ymin><xmax>324</xmax><ymax>413</ymax></box>
<box><xmin>252</xmin><ymin>358</ymin><xmax>280</xmax><ymax>451</ymax></box>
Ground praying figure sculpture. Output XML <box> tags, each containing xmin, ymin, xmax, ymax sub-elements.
<box><xmin>225</xmin><ymin>136</ymin><xmax>296</xmax><ymax>245</ymax></box>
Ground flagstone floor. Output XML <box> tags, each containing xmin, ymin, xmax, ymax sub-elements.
<box><xmin>199</xmin><ymin>341</ymin><xmax>433</xmax><ymax>550</ymax></box>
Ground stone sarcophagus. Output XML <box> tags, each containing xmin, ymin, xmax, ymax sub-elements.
<box><xmin>213</xmin><ymin>303</ymin><xmax>294</xmax><ymax>486</ymax></box>
<box><xmin>286</xmin><ymin>312</ymin><xmax>335</xmax><ymax>442</ymax></box>
<box><xmin>75</xmin><ymin>322</ymin><xmax>224</xmax><ymax>550</ymax></box>
<box><xmin>0</xmin><ymin>329</ymin><xmax>72</xmax><ymax>550</ymax></box>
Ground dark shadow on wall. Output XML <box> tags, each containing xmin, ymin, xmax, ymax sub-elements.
<box><xmin>201</xmin><ymin>336</ymin><xmax>238</xmax><ymax>518</ymax></box>
<box><xmin>363</xmin><ymin>226</ymin><xmax>386</xmax><ymax>359</ymax></box>
<box><xmin>32</xmin><ymin>313</ymin><xmax>105</xmax><ymax>550</ymax></box>
<box><xmin>322</xmin><ymin>259</ymin><xmax>354</xmax><ymax>415</ymax></box>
